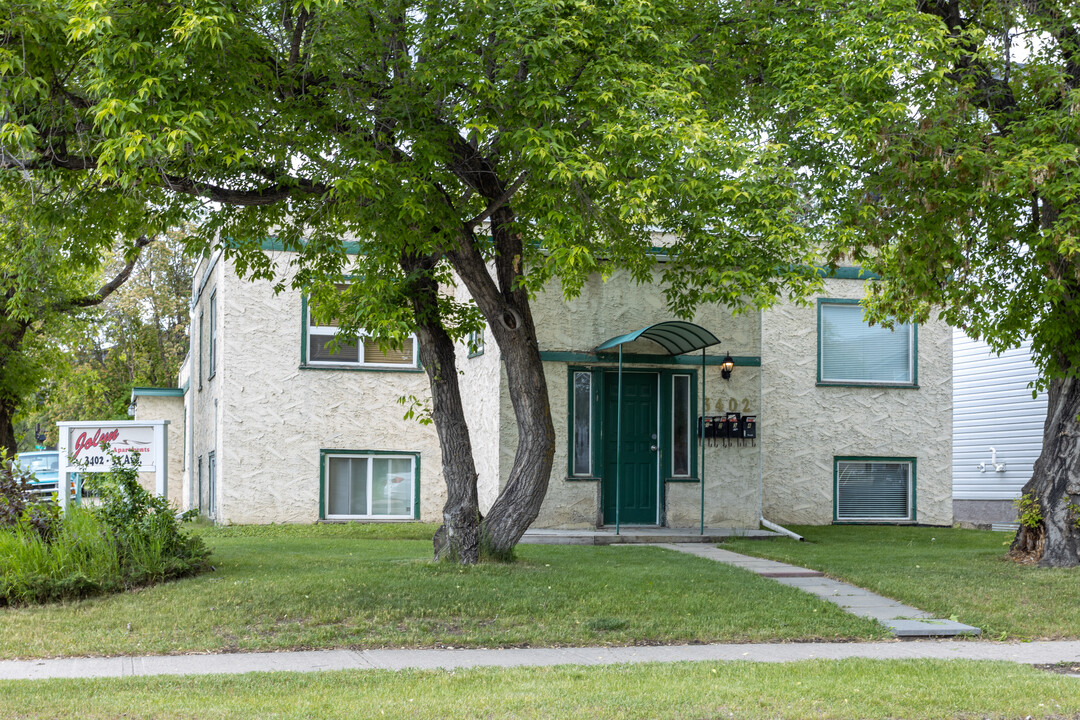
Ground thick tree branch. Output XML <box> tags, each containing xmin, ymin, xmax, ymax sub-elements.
<box><xmin>465</xmin><ymin>171</ymin><xmax>529</xmax><ymax>228</ymax></box>
<box><xmin>61</xmin><ymin>235</ymin><xmax>155</xmax><ymax>311</ymax></box>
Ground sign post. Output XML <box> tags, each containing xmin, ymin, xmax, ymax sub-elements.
<box><xmin>57</xmin><ymin>420</ymin><xmax>169</xmax><ymax>512</ymax></box>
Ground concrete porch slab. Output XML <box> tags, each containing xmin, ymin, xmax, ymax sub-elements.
<box><xmin>519</xmin><ymin>527</ymin><xmax>780</xmax><ymax>545</ymax></box>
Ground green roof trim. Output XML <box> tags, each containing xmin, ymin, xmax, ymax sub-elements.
<box><xmin>130</xmin><ymin>387</ymin><xmax>185</xmax><ymax>400</ymax></box>
<box><xmin>540</xmin><ymin>351</ymin><xmax>759</xmax><ymax>367</ymax></box>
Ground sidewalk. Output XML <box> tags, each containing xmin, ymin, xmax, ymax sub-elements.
<box><xmin>659</xmin><ymin>544</ymin><xmax>982</xmax><ymax>637</ymax></box>
<box><xmin>2</xmin><ymin>641</ymin><xmax>1080</xmax><ymax>681</ymax></box>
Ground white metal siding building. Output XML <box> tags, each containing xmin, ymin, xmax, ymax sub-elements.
<box><xmin>952</xmin><ymin>329</ymin><xmax>1047</xmax><ymax>525</ymax></box>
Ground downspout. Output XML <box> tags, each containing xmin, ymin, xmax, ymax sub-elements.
<box><xmin>756</xmin><ymin>309</ymin><xmax>803</xmax><ymax>542</ymax></box>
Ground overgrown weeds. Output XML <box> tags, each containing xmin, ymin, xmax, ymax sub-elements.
<box><xmin>0</xmin><ymin>447</ymin><xmax>209</xmax><ymax>606</ymax></box>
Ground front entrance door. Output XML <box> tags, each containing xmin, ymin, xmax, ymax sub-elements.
<box><xmin>602</xmin><ymin>372</ymin><xmax>660</xmax><ymax>525</ymax></box>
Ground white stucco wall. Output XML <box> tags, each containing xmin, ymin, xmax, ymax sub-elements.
<box><xmin>188</xmin><ymin>253</ymin><xmax>225</xmax><ymax>519</ymax></box>
<box><xmin>130</xmin><ymin>394</ymin><xmax>186</xmax><ymax>507</ymax></box>
<box><xmin>520</xmin><ymin>268</ymin><xmax>765</xmax><ymax>529</ymax></box>
<box><xmin>760</xmin><ymin>279</ymin><xmax>953</xmax><ymax>526</ymax></box>
<box><xmin>450</xmin><ymin>276</ymin><xmax>503</xmax><ymax>517</ymax></box>
<box><xmin>208</xmin><ymin>254</ymin><xmax>444</xmax><ymax>525</ymax></box>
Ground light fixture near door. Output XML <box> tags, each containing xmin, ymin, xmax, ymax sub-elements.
<box><xmin>721</xmin><ymin>355</ymin><xmax>735</xmax><ymax>380</ymax></box>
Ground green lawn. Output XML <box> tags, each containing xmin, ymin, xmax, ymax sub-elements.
<box><xmin>3</xmin><ymin>660</ymin><xmax>1078</xmax><ymax>719</ymax></box>
<box><xmin>725</xmin><ymin>525</ymin><xmax>1080</xmax><ymax>639</ymax></box>
<box><xmin>0</xmin><ymin>523</ymin><xmax>882</xmax><ymax>658</ymax></box>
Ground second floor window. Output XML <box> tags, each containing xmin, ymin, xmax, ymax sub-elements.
<box><xmin>306</xmin><ymin>289</ymin><xmax>418</xmax><ymax>369</ymax></box>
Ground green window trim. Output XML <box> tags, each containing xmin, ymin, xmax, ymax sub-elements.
<box><xmin>467</xmin><ymin>328</ymin><xmax>485</xmax><ymax>358</ymax></box>
<box><xmin>208</xmin><ymin>290</ymin><xmax>217</xmax><ymax>381</ymax></box>
<box><xmin>816</xmin><ymin>298</ymin><xmax>918</xmax><ymax>389</ymax></box>
<box><xmin>564</xmin><ymin>366</ymin><xmax>698</xmax><ymax>484</ymax></box>
<box><xmin>198</xmin><ymin>310</ymin><xmax>204</xmax><ymax>391</ymax></box>
<box><xmin>319</xmin><ymin>449</ymin><xmax>422</xmax><ymax>521</ymax></box>
<box><xmin>300</xmin><ymin>294</ymin><xmax>423</xmax><ymax>373</ymax></box>
<box><xmin>832</xmin><ymin>456</ymin><xmax>917</xmax><ymax>524</ymax></box>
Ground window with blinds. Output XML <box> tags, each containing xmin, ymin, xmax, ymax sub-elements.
<box><xmin>835</xmin><ymin>459</ymin><xmax>914</xmax><ymax>521</ymax></box>
<box><xmin>819</xmin><ymin>301</ymin><xmax>914</xmax><ymax>385</ymax></box>
<box><xmin>323</xmin><ymin>453</ymin><xmax>417</xmax><ymax>519</ymax></box>
<box><xmin>305</xmin><ymin>287</ymin><xmax>417</xmax><ymax>369</ymax></box>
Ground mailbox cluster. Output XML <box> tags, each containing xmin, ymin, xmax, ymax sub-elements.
<box><xmin>698</xmin><ymin>413</ymin><xmax>757</xmax><ymax>447</ymax></box>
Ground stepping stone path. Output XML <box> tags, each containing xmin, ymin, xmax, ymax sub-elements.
<box><xmin>658</xmin><ymin>544</ymin><xmax>981</xmax><ymax>638</ymax></box>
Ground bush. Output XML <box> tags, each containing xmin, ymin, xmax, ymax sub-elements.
<box><xmin>0</xmin><ymin>449</ymin><xmax>60</xmax><ymax>541</ymax></box>
<box><xmin>0</xmin><ymin>448</ymin><xmax>210</xmax><ymax>606</ymax></box>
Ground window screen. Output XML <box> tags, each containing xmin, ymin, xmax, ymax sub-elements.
<box><xmin>836</xmin><ymin>460</ymin><xmax>912</xmax><ymax>521</ymax></box>
<box><xmin>820</xmin><ymin>302</ymin><xmax>913</xmax><ymax>384</ymax></box>
<box><xmin>325</xmin><ymin>454</ymin><xmax>415</xmax><ymax>519</ymax></box>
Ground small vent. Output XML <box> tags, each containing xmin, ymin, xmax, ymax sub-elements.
<box><xmin>836</xmin><ymin>460</ymin><xmax>912</xmax><ymax>521</ymax></box>
<box><xmin>992</xmin><ymin>523</ymin><xmax>1020</xmax><ymax>533</ymax></box>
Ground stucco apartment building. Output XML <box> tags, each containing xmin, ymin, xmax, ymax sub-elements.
<box><xmin>130</xmin><ymin>245</ymin><xmax>953</xmax><ymax>530</ymax></box>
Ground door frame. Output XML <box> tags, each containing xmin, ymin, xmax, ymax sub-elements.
<box><xmin>566</xmin><ymin>365</ymin><xmax>701</xmax><ymax>527</ymax></box>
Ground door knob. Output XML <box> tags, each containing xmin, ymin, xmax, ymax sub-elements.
<box><xmin>650</xmin><ymin>445</ymin><xmax>658</xmax><ymax>452</ymax></box>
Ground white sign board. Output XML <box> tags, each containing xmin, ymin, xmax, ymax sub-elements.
<box><xmin>64</xmin><ymin>425</ymin><xmax>158</xmax><ymax>472</ymax></box>
<box><xmin>57</xmin><ymin>420</ymin><xmax>169</xmax><ymax>512</ymax></box>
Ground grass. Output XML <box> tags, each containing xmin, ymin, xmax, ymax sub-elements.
<box><xmin>3</xmin><ymin>660</ymin><xmax>1079</xmax><ymax>719</ymax></box>
<box><xmin>725</xmin><ymin>525</ymin><xmax>1080</xmax><ymax>639</ymax></box>
<box><xmin>0</xmin><ymin>522</ymin><xmax>883</xmax><ymax>659</ymax></box>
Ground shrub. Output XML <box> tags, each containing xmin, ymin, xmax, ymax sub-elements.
<box><xmin>0</xmin><ymin>449</ymin><xmax>60</xmax><ymax>541</ymax></box>
<box><xmin>0</xmin><ymin>447</ymin><xmax>210</xmax><ymax>606</ymax></box>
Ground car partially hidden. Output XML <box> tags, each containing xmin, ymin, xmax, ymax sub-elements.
<box><xmin>13</xmin><ymin>451</ymin><xmax>61</xmax><ymax>496</ymax></box>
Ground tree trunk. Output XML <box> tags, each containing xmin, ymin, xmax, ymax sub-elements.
<box><xmin>0</xmin><ymin>395</ymin><xmax>16</xmax><ymax>457</ymax></box>
<box><xmin>1010</xmin><ymin>375</ymin><xmax>1080</xmax><ymax>567</ymax></box>
<box><xmin>449</xmin><ymin>210</ymin><xmax>556</xmax><ymax>559</ymax></box>
<box><xmin>400</xmin><ymin>254</ymin><xmax>482</xmax><ymax>564</ymax></box>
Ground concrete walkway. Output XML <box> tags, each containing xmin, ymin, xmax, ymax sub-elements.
<box><xmin>520</xmin><ymin>527</ymin><xmax>780</xmax><ymax>545</ymax></box>
<box><xmin>661</xmin><ymin>544</ymin><xmax>982</xmax><ymax>638</ymax></box>
<box><xmin>2</xmin><ymin>641</ymin><xmax>1079</xmax><ymax>681</ymax></box>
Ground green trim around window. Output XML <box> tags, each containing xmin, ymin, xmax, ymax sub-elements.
<box><xmin>300</xmin><ymin>294</ymin><xmax>424</xmax><ymax>373</ymax></box>
<box><xmin>319</xmin><ymin>449</ymin><xmax>422</xmax><ymax>520</ymax></box>
<box><xmin>566</xmin><ymin>367</ymin><xmax>602</xmax><ymax>480</ymax></box>
<box><xmin>208</xmin><ymin>289</ymin><xmax>217</xmax><ymax>381</ymax></box>
<box><xmin>542</xmin><ymin>351</ymin><xmax>760</xmax><ymax>367</ymax></box>
<box><xmin>467</xmin><ymin>329</ymin><xmax>485</xmax><ymax>358</ymax></box>
<box><xmin>832</xmin><ymin>456</ymin><xmax>917</xmax><ymax>524</ymax></box>
<box><xmin>816</xmin><ymin>298</ymin><xmax>918</xmax><ymax>389</ymax></box>
<box><xmin>659</xmin><ymin>368</ymin><xmax>698</xmax><ymax>483</ymax></box>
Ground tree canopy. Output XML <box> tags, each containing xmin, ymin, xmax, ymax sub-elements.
<box><xmin>752</xmin><ymin>0</ymin><xmax>1080</xmax><ymax>565</ymax></box>
<box><xmin>2</xmin><ymin>0</ymin><xmax>832</xmax><ymax>560</ymax></box>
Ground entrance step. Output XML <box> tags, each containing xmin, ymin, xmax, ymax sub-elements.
<box><xmin>520</xmin><ymin>528</ymin><xmax>781</xmax><ymax>546</ymax></box>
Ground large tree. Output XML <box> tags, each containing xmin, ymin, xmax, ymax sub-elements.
<box><xmin>1</xmin><ymin>0</ymin><xmax>826</xmax><ymax>561</ymax></box>
<box><xmin>754</xmin><ymin>0</ymin><xmax>1080</xmax><ymax>565</ymax></box>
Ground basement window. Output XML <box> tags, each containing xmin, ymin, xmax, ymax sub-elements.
<box><xmin>834</xmin><ymin>458</ymin><xmax>915</xmax><ymax>522</ymax></box>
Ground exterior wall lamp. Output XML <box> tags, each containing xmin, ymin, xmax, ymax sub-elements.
<box><xmin>721</xmin><ymin>355</ymin><xmax>735</xmax><ymax>380</ymax></box>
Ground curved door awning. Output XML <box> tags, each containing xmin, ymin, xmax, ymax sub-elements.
<box><xmin>595</xmin><ymin>321</ymin><xmax>721</xmax><ymax>356</ymax></box>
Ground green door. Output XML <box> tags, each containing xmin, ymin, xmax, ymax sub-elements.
<box><xmin>602</xmin><ymin>372</ymin><xmax>660</xmax><ymax>525</ymax></box>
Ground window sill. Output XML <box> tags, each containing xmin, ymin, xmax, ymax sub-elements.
<box><xmin>832</xmin><ymin>519</ymin><xmax>916</xmax><ymax>525</ymax></box>
<box><xmin>665</xmin><ymin>477</ymin><xmax>700</xmax><ymax>483</ymax></box>
<box><xmin>565</xmin><ymin>476</ymin><xmax>601</xmax><ymax>482</ymax></box>
<box><xmin>817</xmin><ymin>382</ymin><xmax>919</xmax><ymax>390</ymax></box>
<box><xmin>321</xmin><ymin>517</ymin><xmax>419</xmax><ymax>523</ymax></box>
<box><xmin>300</xmin><ymin>364</ymin><xmax>424</xmax><ymax>374</ymax></box>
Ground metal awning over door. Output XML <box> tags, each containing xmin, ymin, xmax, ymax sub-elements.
<box><xmin>594</xmin><ymin>321</ymin><xmax>721</xmax><ymax>534</ymax></box>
